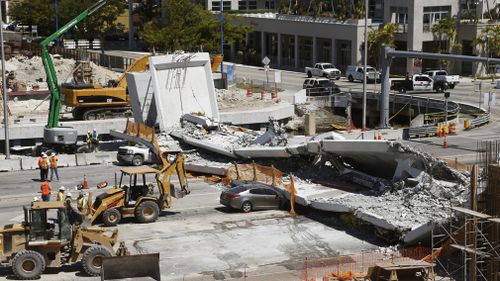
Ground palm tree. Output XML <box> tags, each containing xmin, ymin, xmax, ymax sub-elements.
<box><xmin>431</xmin><ymin>17</ymin><xmax>461</xmax><ymax>69</ymax></box>
<box><xmin>366</xmin><ymin>23</ymin><xmax>398</xmax><ymax>68</ymax></box>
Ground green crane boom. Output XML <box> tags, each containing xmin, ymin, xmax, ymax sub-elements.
<box><xmin>42</xmin><ymin>0</ymin><xmax>106</xmax><ymax>128</ymax></box>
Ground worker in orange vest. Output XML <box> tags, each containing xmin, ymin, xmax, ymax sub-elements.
<box><xmin>49</xmin><ymin>152</ymin><xmax>59</xmax><ymax>181</ymax></box>
<box><xmin>38</xmin><ymin>153</ymin><xmax>49</xmax><ymax>181</ymax></box>
<box><xmin>40</xmin><ymin>181</ymin><xmax>51</xmax><ymax>202</ymax></box>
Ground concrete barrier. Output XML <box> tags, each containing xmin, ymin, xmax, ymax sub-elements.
<box><xmin>88</xmin><ymin>152</ymin><xmax>116</xmax><ymax>165</ymax></box>
<box><xmin>21</xmin><ymin>156</ymin><xmax>40</xmax><ymax>170</ymax></box>
<box><xmin>57</xmin><ymin>154</ymin><xmax>77</xmax><ymax>167</ymax></box>
<box><xmin>0</xmin><ymin>158</ymin><xmax>22</xmax><ymax>172</ymax></box>
<box><xmin>75</xmin><ymin>153</ymin><xmax>88</xmax><ymax>166</ymax></box>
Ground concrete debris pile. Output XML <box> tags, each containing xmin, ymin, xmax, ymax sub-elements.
<box><xmin>1</xmin><ymin>55</ymin><xmax>118</xmax><ymax>91</ymax></box>
<box><xmin>170</xmin><ymin>117</ymin><xmax>290</xmax><ymax>159</ymax></box>
<box><xmin>216</xmin><ymin>88</ymin><xmax>280</xmax><ymax>112</ymax></box>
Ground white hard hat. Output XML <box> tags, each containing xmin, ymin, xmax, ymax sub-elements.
<box><xmin>79</xmin><ymin>191</ymin><xmax>85</xmax><ymax>197</ymax></box>
<box><xmin>41</xmin><ymin>152</ymin><xmax>46</xmax><ymax>156</ymax></box>
<box><xmin>59</xmin><ymin>186</ymin><xmax>65</xmax><ymax>191</ymax></box>
<box><xmin>51</xmin><ymin>152</ymin><xmax>56</xmax><ymax>156</ymax></box>
<box><xmin>33</xmin><ymin>197</ymin><xmax>40</xmax><ymax>202</ymax></box>
<box><xmin>66</xmin><ymin>192</ymin><xmax>72</xmax><ymax>198</ymax></box>
<box><xmin>87</xmin><ymin>130</ymin><xmax>91</xmax><ymax>133</ymax></box>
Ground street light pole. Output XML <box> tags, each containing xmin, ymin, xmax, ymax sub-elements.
<box><xmin>219</xmin><ymin>0</ymin><xmax>224</xmax><ymax>73</ymax></box>
<box><xmin>128</xmin><ymin>0</ymin><xmax>133</xmax><ymax>50</ymax></box>
<box><xmin>362</xmin><ymin>0</ymin><xmax>368</xmax><ymax>138</ymax></box>
<box><xmin>54</xmin><ymin>0</ymin><xmax>59</xmax><ymax>46</ymax></box>
<box><xmin>0</xmin><ymin>1</ymin><xmax>9</xmax><ymax>159</ymax></box>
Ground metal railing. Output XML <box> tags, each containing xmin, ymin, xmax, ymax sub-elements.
<box><xmin>467</xmin><ymin>113</ymin><xmax>490</xmax><ymax>129</ymax></box>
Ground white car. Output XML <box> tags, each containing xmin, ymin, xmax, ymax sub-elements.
<box><xmin>346</xmin><ymin>65</ymin><xmax>381</xmax><ymax>83</ymax></box>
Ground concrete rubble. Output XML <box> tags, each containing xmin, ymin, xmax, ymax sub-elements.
<box><xmin>2</xmin><ymin>55</ymin><xmax>118</xmax><ymax>91</ymax></box>
<box><xmin>125</xmin><ymin>51</ymin><xmax>470</xmax><ymax>244</ymax></box>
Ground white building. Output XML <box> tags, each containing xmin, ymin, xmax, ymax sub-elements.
<box><xmin>202</xmin><ymin>0</ymin><xmax>499</xmax><ymax>75</ymax></box>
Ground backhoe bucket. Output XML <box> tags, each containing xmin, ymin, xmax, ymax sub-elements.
<box><xmin>170</xmin><ymin>183</ymin><xmax>188</xmax><ymax>199</ymax></box>
<box><xmin>101</xmin><ymin>253</ymin><xmax>160</xmax><ymax>281</ymax></box>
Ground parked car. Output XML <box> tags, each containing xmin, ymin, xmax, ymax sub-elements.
<box><xmin>303</xmin><ymin>78</ymin><xmax>341</xmax><ymax>96</ymax></box>
<box><xmin>117</xmin><ymin>143</ymin><xmax>157</xmax><ymax>166</ymax></box>
<box><xmin>424</xmin><ymin>70</ymin><xmax>460</xmax><ymax>89</ymax></box>
<box><xmin>305</xmin><ymin>63</ymin><xmax>342</xmax><ymax>79</ymax></box>
<box><xmin>346</xmin><ymin>65</ymin><xmax>381</xmax><ymax>83</ymax></box>
<box><xmin>390</xmin><ymin>74</ymin><xmax>448</xmax><ymax>93</ymax></box>
<box><xmin>220</xmin><ymin>183</ymin><xmax>288</xmax><ymax>213</ymax></box>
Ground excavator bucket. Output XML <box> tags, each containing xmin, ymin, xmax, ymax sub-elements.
<box><xmin>101</xmin><ymin>253</ymin><xmax>160</xmax><ymax>281</ymax></box>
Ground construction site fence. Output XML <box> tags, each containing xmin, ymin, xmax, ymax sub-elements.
<box><xmin>303</xmin><ymin>246</ymin><xmax>432</xmax><ymax>281</ymax></box>
<box><xmin>27</xmin><ymin>44</ymin><xmax>135</xmax><ymax>72</ymax></box>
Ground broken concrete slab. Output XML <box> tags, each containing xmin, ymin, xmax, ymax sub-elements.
<box><xmin>219</xmin><ymin>103</ymin><xmax>294</xmax><ymax>125</ymax></box>
<box><xmin>149</xmin><ymin>53</ymin><xmax>219</xmax><ymax>130</ymax></box>
<box><xmin>234</xmin><ymin>147</ymin><xmax>291</xmax><ymax>158</ymax></box>
<box><xmin>126</xmin><ymin>72</ymin><xmax>157</xmax><ymax>127</ymax></box>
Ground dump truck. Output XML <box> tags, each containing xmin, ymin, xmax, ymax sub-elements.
<box><xmin>86</xmin><ymin>120</ymin><xmax>190</xmax><ymax>226</ymax></box>
<box><xmin>62</xmin><ymin>55</ymin><xmax>150</xmax><ymax>120</ymax></box>
<box><xmin>0</xmin><ymin>201</ymin><xmax>127</xmax><ymax>279</ymax></box>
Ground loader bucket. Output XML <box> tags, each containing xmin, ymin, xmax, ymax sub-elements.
<box><xmin>101</xmin><ymin>253</ymin><xmax>160</xmax><ymax>281</ymax></box>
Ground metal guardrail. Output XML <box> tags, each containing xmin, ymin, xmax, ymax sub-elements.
<box><xmin>406</xmin><ymin>126</ymin><xmax>438</xmax><ymax>139</ymax></box>
<box><xmin>467</xmin><ymin>114</ymin><xmax>490</xmax><ymax>129</ymax></box>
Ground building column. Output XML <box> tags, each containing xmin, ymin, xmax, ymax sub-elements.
<box><xmin>261</xmin><ymin>32</ymin><xmax>265</xmax><ymax>59</ymax></box>
<box><xmin>331</xmin><ymin>39</ymin><xmax>336</xmax><ymax>64</ymax></box>
<box><xmin>294</xmin><ymin>34</ymin><xmax>299</xmax><ymax>69</ymax></box>
<box><xmin>312</xmin><ymin>36</ymin><xmax>317</xmax><ymax>65</ymax></box>
<box><xmin>277</xmin><ymin>33</ymin><xmax>282</xmax><ymax>66</ymax></box>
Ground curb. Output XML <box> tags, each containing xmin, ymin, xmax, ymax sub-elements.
<box><xmin>1</xmin><ymin>152</ymin><xmax>117</xmax><ymax>173</ymax></box>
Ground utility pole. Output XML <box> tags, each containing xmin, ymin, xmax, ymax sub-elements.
<box><xmin>362</xmin><ymin>0</ymin><xmax>368</xmax><ymax>139</ymax></box>
<box><xmin>128</xmin><ymin>0</ymin><xmax>134</xmax><ymax>50</ymax></box>
<box><xmin>219</xmin><ymin>0</ymin><xmax>224</xmax><ymax>73</ymax></box>
<box><xmin>54</xmin><ymin>0</ymin><xmax>59</xmax><ymax>46</ymax></box>
<box><xmin>0</xmin><ymin>1</ymin><xmax>9</xmax><ymax>159</ymax></box>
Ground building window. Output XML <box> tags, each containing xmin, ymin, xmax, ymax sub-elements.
<box><xmin>265</xmin><ymin>0</ymin><xmax>275</xmax><ymax>9</ymax></box>
<box><xmin>248</xmin><ymin>1</ymin><xmax>257</xmax><ymax>10</ymax></box>
<box><xmin>239</xmin><ymin>0</ymin><xmax>247</xmax><ymax>10</ymax></box>
<box><xmin>391</xmin><ymin>7</ymin><xmax>408</xmax><ymax>33</ymax></box>
<box><xmin>212</xmin><ymin>1</ymin><xmax>231</xmax><ymax>11</ymax></box>
<box><xmin>423</xmin><ymin>6</ymin><xmax>451</xmax><ymax>32</ymax></box>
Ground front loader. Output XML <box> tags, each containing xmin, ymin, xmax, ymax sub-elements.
<box><xmin>0</xmin><ymin>201</ymin><xmax>126</xmax><ymax>279</ymax></box>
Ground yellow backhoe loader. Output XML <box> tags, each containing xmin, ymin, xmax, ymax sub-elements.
<box><xmin>0</xmin><ymin>201</ymin><xmax>127</xmax><ymax>279</ymax></box>
<box><xmin>62</xmin><ymin>55</ymin><xmax>150</xmax><ymax>120</ymax></box>
<box><xmin>84</xmin><ymin>149</ymin><xmax>190</xmax><ymax>226</ymax></box>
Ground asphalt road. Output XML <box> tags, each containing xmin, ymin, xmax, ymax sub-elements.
<box><xmin>0</xmin><ymin>164</ymin><xmax>381</xmax><ymax>281</ymax></box>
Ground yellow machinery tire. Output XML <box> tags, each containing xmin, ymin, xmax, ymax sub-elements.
<box><xmin>102</xmin><ymin>208</ymin><xmax>121</xmax><ymax>226</ymax></box>
<box><xmin>12</xmin><ymin>250</ymin><xmax>46</xmax><ymax>280</ymax></box>
<box><xmin>81</xmin><ymin>245</ymin><xmax>112</xmax><ymax>276</ymax></box>
<box><xmin>135</xmin><ymin>201</ymin><xmax>160</xmax><ymax>223</ymax></box>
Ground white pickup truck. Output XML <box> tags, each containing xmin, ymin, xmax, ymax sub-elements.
<box><xmin>117</xmin><ymin>144</ymin><xmax>156</xmax><ymax>166</ymax></box>
<box><xmin>424</xmin><ymin>70</ymin><xmax>460</xmax><ymax>89</ymax></box>
<box><xmin>305</xmin><ymin>63</ymin><xmax>341</xmax><ymax>80</ymax></box>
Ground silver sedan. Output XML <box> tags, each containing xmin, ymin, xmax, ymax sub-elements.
<box><xmin>220</xmin><ymin>183</ymin><xmax>288</xmax><ymax>213</ymax></box>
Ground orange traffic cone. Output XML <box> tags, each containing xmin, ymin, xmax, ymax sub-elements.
<box><xmin>378</xmin><ymin>131</ymin><xmax>383</xmax><ymax>140</ymax></box>
<box><xmin>82</xmin><ymin>175</ymin><xmax>89</xmax><ymax>189</ymax></box>
<box><xmin>443</xmin><ymin>139</ymin><xmax>448</xmax><ymax>148</ymax></box>
<box><xmin>374</xmin><ymin>131</ymin><xmax>378</xmax><ymax>140</ymax></box>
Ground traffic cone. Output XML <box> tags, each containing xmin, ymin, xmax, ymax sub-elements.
<box><xmin>82</xmin><ymin>175</ymin><xmax>89</xmax><ymax>189</ymax></box>
<box><xmin>374</xmin><ymin>131</ymin><xmax>378</xmax><ymax>140</ymax></box>
<box><xmin>443</xmin><ymin>139</ymin><xmax>448</xmax><ymax>148</ymax></box>
<box><xmin>378</xmin><ymin>130</ymin><xmax>382</xmax><ymax>140</ymax></box>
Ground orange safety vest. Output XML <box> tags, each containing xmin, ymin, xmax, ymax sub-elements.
<box><xmin>41</xmin><ymin>182</ymin><xmax>51</xmax><ymax>195</ymax></box>
<box><xmin>50</xmin><ymin>156</ymin><xmax>58</xmax><ymax>168</ymax></box>
<box><xmin>38</xmin><ymin>157</ymin><xmax>48</xmax><ymax>169</ymax></box>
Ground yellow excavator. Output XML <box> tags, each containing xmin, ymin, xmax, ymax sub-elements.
<box><xmin>62</xmin><ymin>55</ymin><xmax>150</xmax><ymax>120</ymax></box>
<box><xmin>84</xmin><ymin>120</ymin><xmax>190</xmax><ymax>226</ymax></box>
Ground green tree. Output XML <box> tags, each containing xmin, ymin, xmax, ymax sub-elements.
<box><xmin>9</xmin><ymin>0</ymin><xmax>125</xmax><ymax>38</ymax></box>
<box><xmin>431</xmin><ymin>17</ymin><xmax>461</xmax><ymax>68</ymax></box>
<box><xmin>140</xmin><ymin>0</ymin><xmax>252</xmax><ymax>53</ymax></box>
<box><xmin>475</xmin><ymin>24</ymin><xmax>500</xmax><ymax>57</ymax></box>
<box><xmin>366</xmin><ymin>23</ymin><xmax>397</xmax><ymax>68</ymax></box>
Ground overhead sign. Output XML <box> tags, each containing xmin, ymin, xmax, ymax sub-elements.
<box><xmin>262</xmin><ymin>56</ymin><xmax>270</xmax><ymax>66</ymax></box>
